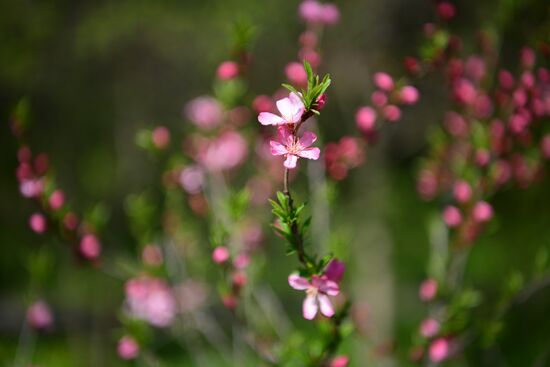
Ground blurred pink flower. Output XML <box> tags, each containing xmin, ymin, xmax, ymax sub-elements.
<box><xmin>49</xmin><ymin>190</ymin><xmax>65</xmax><ymax>211</ymax></box>
<box><xmin>420</xmin><ymin>318</ymin><xmax>440</xmax><ymax>338</ymax></box>
<box><xmin>437</xmin><ymin>2</ymin><xmax>456</xmax><ymax>21</ymax></box>
<box><xmin>252</xmin><ymin>95</ymin><xmax>275</xmax><ymax>113</ymax></box>
<box><xmin>286</xmin><ymin>62</ymin><xmax>308</xmax><ymax>86</ymax></box>
<box><xmin>374</xmin><ymin>72</ymin><xmax>394</xmax><ymax>91</ymax></box>
<box><xmin>355</xmin><ymin>106</ymin><xmax>377</xmax><ymax>132</ymax></box>
<box><xmin>212</xmin><ymin>246</ymin><xmax>230</xmax><ymax>264</ymax></box>
<box><xmin>299</xmin><ymin>0</ymin><xmax>322</xmax><ymax>23</ymax></box>
<box><xmin>383</xmin><ymin>105</ymin><xmax>401</xmax><ymax>122</ymax></box>
<box><xmin>185</xmin><ymin>96</ymin><xmax>223</xmax><ymax>129</ymax></box>
<box><xmin>125</xmin><ymin>277</ymin><xmax>176</xmax><ymax>327</ymax></box>
<box><xmin>216</xmin><ymin>61</ymin><xmax>239</xmax><ymax>80</ymax></box>
<box><xmin>80</xmin><ymin>234</ymin><xmax>101</xmax><ymax>260</ymax></box>
<box><xmin>198</xmin><ymin>131</ymin><xmax>248</xmax><ymax>171</ymax></box>
<box><xmin>320</xmin><ymin>3</ymin><xmax>340</xmax><ymax>25</ymax></box>
<box><xmin>29</xmin><ymin>213</ymin><xmax>47</xmax><ymax>234</ymax></box>
<box><xmin>419</xmin><ymin>278</ymin><xmax>438</xmax><ymax>302</ymax></box>
<box><xmin>399</xmin><ymin>86</ymin><xmax>420</xmax><ymax>105</ymax></box>
<box><xmin>118</xmin><ymin>336</ymin><xmax>139</xmax><ymax>360</ymax></box>
<box><xmin>142</xmin><ymin>244</ymin><xmax>163</xmax><ymax>266</ymax></box>
<box><xmin>371</xmin><ymin>90</ymin><xmax>388</xmax><ymax>107</ymax></box>
<box><xmin>472</xmin><ymin>201</ymin><xmax>493</xmax><ymax>223</ymax></box>
<box><xmin>26</xmin><ymin>301</ymin><xmax>53</xmax><ymax>330</ymax></box>
<box><xmin>330</xmin><ymin>355</ymin><xmax>349</xmax><ymax>367</ymax></box>
<box><xmin>453</xmin><ymin>180</ymin><xmax>472</xmax><ymax>203</ymax></box>
<box><xmin>289</xmin><ymin>273</ymin><xmax>340</xmax><ymax>320</ymax></box>
<box><xmin>442</xmin><ymin>205</ymin><xmax>462</xmax><ymax>228</ymax></box>
<box><xmin>429</xmin><ymin>338</ymin><xmax>450</xmax><ymax>363</ymax></box>
<box><xmin>258</xmin><ymin>92</ymin><xmax>305</xmax><ymax>126</ymax></box>
<box><xmin>270</xmin><ymin>126</ymin><xmax>320</xmax><ymax>169</ymax></box>
<box><xmin>179</xmin><ymin>165</ymin><xmax>204</xmax><ymax>194</ymax></box>
<box><xmin>152</xmin><ymin>126</ymin><xmax>170</xmax><ymax>149</ymax></box>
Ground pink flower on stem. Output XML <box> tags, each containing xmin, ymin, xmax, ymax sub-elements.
<box><xmin>419</xmin><ymin>278</ymin><xmax>438</xmax><ymax>302</ymax></box>
<box><xmin>212</xmin><ymin>246</ymin><xmax>230</xmax><ymax>264</ymax></box>
<box><xmin>383</xmin><ymin>105</ymin><xmax>402</xmax><ymax>122</ymax></box>
<box><xmin>258</xmin><ymin>92</ymin><xmax>305</xmax><ymax>126</ymax></box>
<box><xmin>118</xmin><ymin>335</ymin><xmax>139</xmax><ymax>360</ymax></box>
<box><xmin>26</xmin><ymin>301</ymin><xmax>53</xmax><ymax>330</ymax></box>
<box><xmin>289</xmin><ymin>274</ymin><xmax>340</xmax><ymax>320</ymax></box>
<box><xmin>270</xmin><ymin>127</ymin><xmax>320</xmax><ymax>169</ymax></box>
<box><xmin>216</xmin><ymin>61</ymin><xmax>239</xmax><ymax>80</ymax></box>
<box><xmin>429</xmin><ymin>337</ymin><xmax>450</xmax><ymax>363</ymax></box>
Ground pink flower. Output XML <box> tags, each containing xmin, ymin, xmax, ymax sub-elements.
<box><xmin>179</xmin><ymin>165</ymin><xmax>204</xmax><ymax>194</ymax></box>
<box><xmin>142</xmin><ymin>244</ymin><xmax>163</xmax><ymax>266</ymax></box>
<box><xmin>419</xmin><ymin>278</ymin><xmax>438</xmax><ymax>302</ymax></box>
<box><xmin>118</xmin><ymin>336</ymin><xmax>139</xmax><ymax>360</ymax></box>
<box><xmin>417</xmin><ymin>169</ymin><xmax>438</xmax><ymax>200</ymax></box>
<box><xmin>285</xmin><ymin>62</ymin><xmax>308</xmax><ymax>86</ymax></box>
<box><xmin>152</xmin><ymin>126</ymin><xmax>170</xmax><ymax>149</ymax></box>
<box><xmin>399</xmin><ymin>86</ymin><xmax>420</xmax><ymax>105</ymax></box>
<box><xmin>258</xmin><ymin>92</ymin><xmax>305</xmax><ymax>126</ymax></box>
<box><xmin>355</xmin><ymin>106</ymin><xmax>377</xmax><ymax>132</ymax></box>
<box><xmin>270</xmin><ymin>127</ymin><xmax>320</xmax><ymax>169</ymax></box>
<box><xmin>125</xmin><ymin>277</ymin><xmax>176</xmax><ymax>327</ymax></box>
<box><xmin>420</xmin><ymin>318</ymin><xmax>440</xmax><ymax>338</ymax></box>
<box><xmin>49</xmin><ymin>190</ymin><xmax>65</xmax><ymax>211</ymax></box>
<box><xmin>320</xmin><ymin>3</ymin><xmax>340</xmax><ymax>25</ymax></box>
<box><xmin>330</xmin><ymin>355</ymin><xmax>349</xmax><ymax>367</ymax></box>
<box><xmin>442</xmin><ymin>205</ymin><xmax>462</xmax><ymax>228</ymax></box>
<box><xmin>325</xmin><ymin>259</ymin><xmax>346</xmax><ymax>283</ymax></box>
<box><xmin>289</xmin><ymin>273</ymin><xmax>340</xmax><ymax>320</ymax></box>
<box><xmin>212</xmin><ymin>246</ymin><xmax>230</xmax><ymax>264</ymax></box>
<box><xmin>453</xmin><ymin>180</ymin><xmax>472</xmax><ymax>203</ymax></box>
<box><xmin>437</xmin><ymin>2</ymin><xmax>456</xmax><ymax>21</ymax></box>
<box><xmin>252</xmin><ymin>95</ymin><xmax>275</xmax><ymax>113</ymax></box>
<box><xmin>383</xmin><ymin>105</ymin><xmax>401</xmax><ymax>122</ymax></box>
<box><xmin>429</xmin><ymin>338</ymin><xmax>450</xmax><ymax>363</ymax></box>
<box><xmin>80</xmin><ymin>234</ymin><xmax>101</xmax><ymax>260</ymax></box>
<box><xmin>234</xmin><ymin>254</ymin><xmax>250</xmax><ymax>269</ymax></box>
<box><xmin>26</xmin><ymin>301</ymin><xmax>53</xmax><ymax>330</ymax></box>
<box><xmin>472</xmin><ymin>201</ymin><xmax>493</xmax><ymax>223</ymax></box>
<box><xmin>498</xmin><ymin>69</ymin><xmax>515</xmax><ymax>89</ymax></box>
<box><xmin>299</xmin><ymin>0</ymin><xmax>323</xmax><ymax>23</ymax></box>
<box><xmin>197</xmin><ymin>131</ymin><xmax>248</xmax><ymax>171</ymax></box>
<box><xmin>371</xmin><ymin>91</ymin><xmax>388</xmax><ymax>107</ymax></box>
<box><xmin>216</xmin><ymin>61</ymin><xmax>239</xmax><ymax>80</ymax></box>
<box><xmin>185</xmin><ymin>96</ymin><xmax>223</xmax><ymax>129</ymax></box>
<box><xmin>29</xmin><ymin>213</ymin><xmax>47</xmax><ymax>234</ymax></box>
<box><xmin>520</xmin><ymin>47</ymin><xmax>536</xmax><ymax>69</ymax></box>
<box><xmin>373</xmin><ymin>72</ymin><xmax>394</xmax><ymax>91</ymax></box>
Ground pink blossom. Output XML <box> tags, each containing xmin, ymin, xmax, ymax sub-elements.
<box><xmin>355</xmin><ymin>106</ymin><xmax>377</xmax><ymax>132</ymax></box>
<box><xmin>420</xmin><ymin>318</ymin><xmax>440</xmax><ymax>338</ymax></box>
<box><xmin>429</xmin><ymin>338</ymin><xmax>450</xmax><ymax>363</ymax></box>
<box><xmin>216</xmin><ymin>61</ymin><xmax>239</xmax><ymax>80</ymax></box>
<box><xmin>63</xmin><ymin>212</ymin><xmax>79</xmax><ymax>231</ymax></box>
<box><xmin>80</xmin><ymin>234</ymin><xmax>101</xmax><ymax>260</ymax></box>
<box><xmin>179</xmin><ymin>165</ymin><xmax>204</xmax><ymax>194</ymax></box>
<box><xmin>234</xmin><ymin>254</ymin><xmax>250</xmax><ymax>269</ymax></box>
<box><xmin>49</xmin><ymin>190</ymin><xmax>65</xmax><ymax>210</ymax></box>
<box><xmin>371</xmin><ymin>91</ymin><xmax>388</xmax><ymax>107</ymax></box>
<box><xmin>473</xmin><ymin>94</ymin><xmax>493</xmax><ymax>119</ymax></box>
<box><xmin>465</xmin><ymin>56</ymin><xmax>486</xmax><ymax>82</ymax></box>
<box><xmin>212</xmin><ymin>246</ymin><xmax>230</xmax><ymax>264</ymax></box>
<box><xmin>475</xmin><ymin>149</ymin><xmax>491</xmax><ymax>167</ymax></box>
<box><xmin>417</xmin><ymin>169</ymin><xmax>438</xmax><ymax>200</ymax></box>
<box><xmin>437</xmin><ymin>2</ymin><xmax>456</xmax><ymax>21</ymax></box>
<box><xmin>373</xmin><ymin>72</ymin><xmax>394</xmax><ymax>91</ymax></box>
<box><xmin>285</xmin><ymin>62</ymin><xmax>308</xmax><ymax>86</ymax></box>
<box><xmin>442</xmin><ymin>205</ymin><xmax>462</xmax><ymax>228</ymax></box>
<box><xmin>299</xmin><ymin>49</ymin><xmax>321</xmax><ymax>69</ymax></box>
<box><xmin>142</xmin><ymin>244</ymin><xmax>163</xmax><ymax>266</ymax></box>
<box><xmin>252</xmin><ymin>95</ymin><xmax>275</xmax><ymax>113</ymax></box>
<box><xmin>399</xmin><ymin>86</ymin><xmax>420</xmax><ymax>105</ymax></box>
<box><xmin>299</xmin><ymin>0</ymin><xmax>322</xmax><ymax>23</ymax></box>
<box><xmin>152</xmin><ymin>126</ymin><xmax>170</xmax><ymax>149</ymax></box>
<box><xmin>258</xmin><ymin>92</ymin><xmax>305</xmax><ymax>126</ymax></box>
<box><xmin>20</xmin><ymin>179</ymin><xmax>44</xmax><ymax>198</ymax></box>
<box><xmin>383</xmin><ymin>105</ymin><xmax>401</xmax><ymax>122</ymax></box>
<box><xmin>498</xmin><ymin>69</ymin><xmax>515</xmax><ymax>89</ymax></box>
<box><xmin>472</xmin><ymin>201</ymin><xmax>493</xmax><ymax>223</ymax></box>
<box><xmin>29</xmin><ymin>213</ymin><xmax>47</xmax><ymax>234</ymax></box>
<box><xmin>270</xmin><ymin>127</ymin><xmax>320</xmax><ymax>169</ymax></box>
<box><xmin>520</xmin><ymin>47</ymin><xmax>536</xmax><ymax>69</ymax></box>
<box><xmin>197</xmin><ymin>131</ymin><xmax>248</xmax><ymax>171</ymax></box>
<box><xmin>125</xmin><ymin>277</ymin><xmax>176</xmax><ymax>327</ymax></box>
<box><xmin>453</xmin><ymin>180</ymin><xmax>472</xmax><ymax>203</ymax></box>
<box><xmin>26</xmin><ymin>301</ymin><xmax>53</xmax><ymax>330</ymax></box>
<box><xmin>419</xmin><ymin>278</ymin><xmax>438</xmax><ymax>302</ymax></box>
<box><xmin>299</xmin><ymin>31</ymin><xmax>318</xmax><ymax>48</ymax></box>
<box><xmin>232</xmin><ymin>272</ymin><xmax>247</xmax><ymax>288</ymax></box>
<box><xmin>118</xmin><ymin>336</ymin><xmax>139</xmax><ymax>360</ymax></box>
<box><xmin>33</xmin><ymin>153</ymin><xmax>49</xmax><ymax>175</ymax></box>
<box><xmin>325</xmin><ymin>259</ymin><xmax>346</xmax><ymax>283</ymax></box>
<box><xmin>453</xmin><ymin>78</ymin><xmax>477</xmax><ymax>104</ymax></box>
<box><xmin>521</xmin><ymin>71</ymin><xmax>535</xmax><ymax>89</ymax></box>
<box><xmin>330</xmin><ymin>355</ymin><xmax>349</xmax><ymax>367</ymax></box>
<box><xmin>185</xmin><ymin>96</ymin><xmax>223</xmax><ymax>129</ymax></box>
<box><xmin>320</xmin><ymin>3</ymin><xmax>340</xmax><ymax>25</ymax></box>
<box><xmin>289</xmin><ymin>273</ymin><xmax>340</xmax><ymax>320</ymax></box>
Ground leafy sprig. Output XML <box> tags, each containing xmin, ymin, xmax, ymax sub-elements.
<box><xmin>282</xmin><ymin>61</ymin><xmax>331</xmax><ymax>115</ymax></box>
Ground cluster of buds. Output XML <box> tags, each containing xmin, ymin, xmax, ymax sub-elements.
<box><xmin>324</xmin><ymin>136</ymin><xmax>365</xmax><ymax>180</ymax></box>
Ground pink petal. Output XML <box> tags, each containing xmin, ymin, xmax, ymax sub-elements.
<box><xmin>303</xmin><ymin>294</ymin><xmax>318</xmax><ymax>320</ymax></box>
<box><xmin>297</xmin><ymin>147</ymin><xmax>320</xmax><ymax>160</ymax></box>
<box><xmin>258</xmin><ymin>112</ymin><xmax>285</xmax><ymax>126</ymax></box>
<box><xmin>276</xmin><ymin>97</ymin><xmax>295</xmax><ymax>122</ymax></box>
<box><xmin>270</xmin><ymin>141</ymin><xmax>288</xmax><ymax>156</ymax></box>
<box><xmin>298</xmin><ymin>131</ymin><xmax>317</xmax><ymax>147</ymax></box>
<box><xmin>288</xmin><ymin>274</ymin><xmax>310</xmax><ymax>290</ymax></box>
<box><xmin>318</xmin><ymin>294</ymin><xmax>335</xmax><ymax>317</ymax></box>
<box><xmin>284</xmin><ymin>154</ymin><xmax>299</xmax><ymax>169</ymax></box>
<box><xmin>277</xmin><ymin>125</ymin><xmax>293</xmax><ymax>144</ymax></box>
<box><xmin>320</xmin><ymin>279</ymin><xmax>340</xmax><ymax>296</ymax></box>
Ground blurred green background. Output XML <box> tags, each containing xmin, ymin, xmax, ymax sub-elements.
<box><xmin>1</xmin><ymin>0</ymin><xmax>550</xmax><ymax>366</ymax></box>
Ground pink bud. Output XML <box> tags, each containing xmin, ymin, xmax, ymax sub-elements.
<box><xmin>383</xmin><ymin>105</ymin><xmax>402</xmax><ymax>122</ymax></box>
<box><xmin>285</xmin><ymin>62</ymin><xmax>308</xmax><ymax>86</ymax></box>
<box><xmin>419</xmin><ymin>278</ymin><xmax>438</xmax><ymax>302</ymax></box>
<box><xmin>216</xmin><ymin>61</ymin><xmax>239</xmax><ymax>80</ymax></box>
<box><xmin>464</xmin><ymin>56</ymin><xmax>486</xmax><ymax>82</ymax></box>
<box><xmin>371</xmin><ymin>91</ymin><xmax>388</xmax><ymax>107</ymax></box>
<box><xmin>142</xmin><ymin>244</ymin><xmax>163</xmax><ymax>266</ymax></box>
<box><xmin>152</xmin><ymin>126</ymin><xmax>170</xmax><ymax>149</ymax></box>
<box><xmin>355</xmin><ymin>106</ymin><xmax>377</xmax><ymax>132</ymax></box>
<box><xmin>299</xmin><ymin>0</ymin><xmax>323</xmax><ymax>23</ymax></box>
<box><xmin>453</xmin><ymin>180</ymin><xmax>472</xmax><ymax>203</ymax></box>
<box><xmin>420</xmin><ymin>318</ymin><xmax>440</xmax><ymax>338</ymax></box>
<box><xmin>222</xmin><ymin>294</ymin><xmax>237</xmax><ymax>309</ymax></box>
<box><xmin>80</xmin><ymin>234</ymin><xmax>101</xmax><ymax>260</ymax></box>
<box><xmin>417</xmin><ymin>169</ymin><xmax>438</xmax><ymax>200</ymax></box>
<box><xmin>49</xmin><ymin>190</ymin><xmax>65</xmax><ymax>211</ymax></box>
<box><xmin>330</xmin><ymin>355</ymin><xmax>350</xmax><ymax>367</ymax></box>
<box><xmin>29</xmin><ymin>213</ymin><xmax>47</xmax><ymax>234</ymax></box>
<box><xmin>429</xmin><ymin>338</ymin><xmax>450</xmax><ymax>363</ymax></box>
<box><xmin>475</xmin><ymin>149</ymin><xmax>491</xmax><ymax>167</ymax></box>
<box><xmin>399</xmin><ymin>86</ymin><xmax>420</xmax><ymax>105</ymax></box>
<box><xmin>233</xmin><ymin>254</ymin><xmax>250</xmax><ymax>269</ymax></box>
<box><xmin>453</xmin><ymin>78</ymin><xmax>477</xmax><ymax>104</ymax></box>
<box><xmin>373</xmin><ymin>72</ymin><xmax>394</xmax><ymax>91</ymax></box>
<box><xmin>437</xmin><ymin>2</ymin><xmax>456</xmax><ymax>21</ymax></box>
<box><xmin>325</xmin><ymin>259</ymin><xmax>346</xmax><ymax>283</ymax></box>
<box><xmin>521</xmin><ymin>71</ymin><xmax>535</xmax><ymax>89</ymax></box>
<box><xmin>498</xmin><ymin>69</ymin><xmax>515</xmax><ymax>89</ymax></box>
<box><xmin>404</xmin><ymin>57</ymin><xmax>421</xmax><ymax>75</ymax></box>
<box><xmin>252</xmin><ymin>95</ymin><xmax>274</xmax><ymax>113</ymax></box>
<box><xmin>232</xmin><ymin>272</ymin><xmax>248</xmax><ymax>288</ymax></box>
<box><xmin>320</xmin><ymin>3</ymin><xmax>340</xmax><ymax>25</ymax></box>
<box><xmin>442</xmin><ymin>205</ymin><xmax>462</xmax><ymax>228</ymax></box>
<box><xmin>17</xmin><ymin>146</ymin><xmax>32</xmax><ymax>163</ymax></box>
<box><xmin>212</xmin><ymin>246</ymin><xmax>230</xmax><ymax>264</ymax></box>
<box><xmin>299</xmin><ymin>31</ymin><xmax>318</xmax><ymax>48</ymax></box>
<box><xmin>27</xmin><ymin>301</ymin><xmax>53</xmax><ymax>330</ymax></box>
<box><xmin>63</xmin><ymin>212</ymin><xmax>79</xmax><ymax>231</ymax></box>
<box><xmin>315</xmin><ymin>93</ymin><xmax>327</xmax><ymax>111</ymax></box>
<box><xmin>472</xmin><ymin>201</ymin><xmax>493</xmax><ymax>223</ymax></box>
<box><xmin>520</xmin><ymin>47</ymin><xmax>536</xmax><ymax>69</ymax></box>
<box><xmin>33</xmin><ymin>153</ymin><xmax>49</xmax><ymax>176</ymax></box>
<box><xmin>118</xmin><ymin>336</ymin><xmax>139</xmax><ymax>360</ymax></box>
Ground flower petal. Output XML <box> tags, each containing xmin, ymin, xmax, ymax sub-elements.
<box><xmin>288</xmin><ymin>274</ymin><xmax>310</xmax><ymax>290</ymax></box>
<box><xmin>270</xmin><ymin>141</ymin><xmax>288</xmax><ymax>156</ymax></box>
<box><xmin>276</xmin><ymin>97</ymin><xmax>295</xmax><ymax>122</ymax></box>
<box><xmin>258</xmin><ymin>112</ymin><xmax>286</xmax><ymax>126</ymax></box>
<box><xmin>318</xmin><ymin>294</ymin><xmax>335</xmax><ymax>317</ymax></box>
<box><xmin>320</xmin><ymin>279</ymin><xmax>340</xmax><ymax>296</ymax></box>
<box><xmin>297</xmin><ymin>147</ymin><xmax>320</xmax><ymax>160</ymax></box>
<box><xmin>299</xmin><ymin>131</ymin><xmax>317</xmax><ymax>147</ymax></box>
<box><xmin>284</xmin><ymin>154</ymin><xmax>299</xmax><ymax>169</ymax></box>
<box><xmin>289</xmin><ymin>93</ymin><xmax>305</xmax><ymax>122</ymax></box>
<box><xmin>303</xmin><ymin>294</ymin><xmax>318</xmax><ymax>320</ymax></box>
<box><xmin>277</xmin><ymin>125</ymin><xmax>293</xmax><ymax>144</ymax></box>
